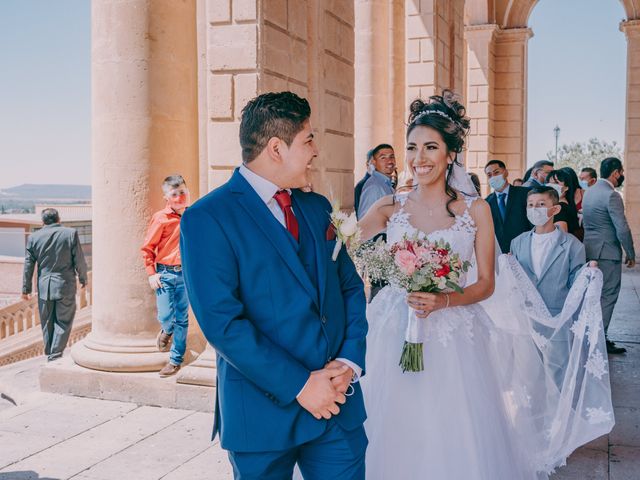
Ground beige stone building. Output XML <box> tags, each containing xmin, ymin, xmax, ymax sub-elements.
<box><xmin>36</xmin><ymin>0</ymin><xmax>640</xmax><ymax>401</ymax></box>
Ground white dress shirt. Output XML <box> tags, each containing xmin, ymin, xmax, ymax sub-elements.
<box><xmin>239</xmin><ymin>165</ymin><xmax>362</xmax><ymax>389</ymax></box>
<box><xmin>531</xmin><ymin>228</ymin><xmax>560</xmax><ymax>279</ymax></box>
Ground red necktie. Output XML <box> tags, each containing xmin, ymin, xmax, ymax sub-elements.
<box><xmin>273</xmin><ymin>190</ymin><xmax>299</xmax><ymax>242</ymax></box>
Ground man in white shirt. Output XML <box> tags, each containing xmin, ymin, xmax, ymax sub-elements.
<box><xmin>510</xmin><ymin>186</ymin><xmax>589</xmax><ymax>316</ymax></box>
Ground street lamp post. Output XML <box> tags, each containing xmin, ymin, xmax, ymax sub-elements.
<box><xmin>554</xmin><ymin>125</ymin><xmax>561</xmax><ymax>162</ymax></box>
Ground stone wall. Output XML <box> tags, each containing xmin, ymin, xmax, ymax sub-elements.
<box><xmin>622</xmin><ymin>20</ymin><xmax>640</xmax><ymax>249</ymax></box>
<box><xmin>201</xmin><ymin>0</ymin><xmax>355</xmax><ymax>206</ymax></box>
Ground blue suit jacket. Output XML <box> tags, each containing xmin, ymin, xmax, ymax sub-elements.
<box><xmin>180</xmin><ymin>169</ymin><xmax>368</xmax><ymax>452</ymax></box>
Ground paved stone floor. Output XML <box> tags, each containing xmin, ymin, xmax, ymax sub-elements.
<box><xmin>1</xmin><ymin>268</ymin><xmax>639</xmax><ymax>480</ymax></box>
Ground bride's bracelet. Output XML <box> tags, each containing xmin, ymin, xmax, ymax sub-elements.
<box><xmin>443</xmin><ymin>293</ymin><xmax>450</xmax><ymax>309</ymax></box>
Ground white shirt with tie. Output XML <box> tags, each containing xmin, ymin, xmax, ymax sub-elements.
<box><xmin>238</xmin><ymin>165</ymin><xmax>362</xmax><ymax>390</ymax></box>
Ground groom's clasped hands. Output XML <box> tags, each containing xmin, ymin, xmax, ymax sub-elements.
<box><xmin>296</xmin><ymin>361</ymin><xmax>354</xmax><ymax>420</ymax></box>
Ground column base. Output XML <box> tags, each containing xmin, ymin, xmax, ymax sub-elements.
<box><xmin>71</xmin><ymin>334</ymin><xmax>169</xmax><ymax>372</ymax></box>
<box><xmin>176</xmin><ymin>343</ymin><xmax>217</xmax><ymax>387</ymax></box>
<box><xmin>71</xmin><ymin>324</ymin><xmax>208</xmax><ymax>373</ymax></box>
<box><xmin>40</xmin><ymin>356</ymin><xmax>215</xmax><ymax>411</ymax></box>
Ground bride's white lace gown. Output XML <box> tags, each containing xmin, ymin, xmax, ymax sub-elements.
<box><xmin>362</xmin><ymin>194</ymin><xmax>613</xmax><ymax>480</ymax></box>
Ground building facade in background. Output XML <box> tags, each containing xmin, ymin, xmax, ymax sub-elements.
<box><xmin>28</xmin><ymin>0</ymin><xmax>640</xmax><ymax>401</ymax></box>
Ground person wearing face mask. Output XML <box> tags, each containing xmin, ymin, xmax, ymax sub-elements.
<box><xmin>579</xmin><ymin>167</ymin><xmax>598</xmax><ymax>190</ymax></box>
<box><xmin>141</xmin><ymin>174</ymin><xmax>191</xmax><ymax>376</ymax></box>
<box><xmin>523</xmin><ymin>160</ymin><xmax>554</xmax><ymax>188</ymax></box>
<box><xmin>484</xmin><ymin>159</ymin><xmax>532</xmax><ymax>253</ymax></box>
<box><xmin>582</xmin><ymin>157</ymin><xmax>636</xmax><ymax>354</ymax></box>
<box><xmin>545</xmin><ymin>169</ymin><xmax>582</xmax><ymax>240</ymax></box>
<box><xmin>510</xmin><ymin>186</ymin><xmax>588</xmax><ymax>317</ymax></box>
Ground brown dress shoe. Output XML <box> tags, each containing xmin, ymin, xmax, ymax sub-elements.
<box><xmin>156</xmin><ymin>330</ymin><xmax>173</xmax><ymax>352</ymax></box>
<box><xmin>159</xmin><ymin>362</ymin><xmax>181</xmax><ymax>377</ymax></box>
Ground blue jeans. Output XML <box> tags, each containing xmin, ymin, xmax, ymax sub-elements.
<box><xmin>155</xmin><ymin>265</ymin><xmax>189</xmax><ymax>365</ymax></box>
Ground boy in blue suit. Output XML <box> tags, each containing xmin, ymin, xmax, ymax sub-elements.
<box><xmin>511</xmin><ymin>186</ymin><xmax>594</xmax><ymax>388</ymax></box>
<box><xmin>180</xmin><ymin>92</ymin><xmax>368</xmax><ymax>479</ymax></box>
<box><xmin>510</xmin><ymin>186</ymin><xmax>589</xmax><ymax>316</ymax></box>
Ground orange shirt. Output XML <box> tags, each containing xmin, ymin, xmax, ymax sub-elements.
<box><xmin>141</xmin><ymin>206</ymin><xmax>182</xmax><ymax>275</ymax></box>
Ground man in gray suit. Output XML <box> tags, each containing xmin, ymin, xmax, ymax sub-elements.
<box><xmin>583</xmin><ymin>157</ymin><xmax>636</xmax><ymax>354</ymax></box>
<box><xmin>22</xmin><ymin>208</ymin><xmax>88</xmax><ymax>361</ymax></box>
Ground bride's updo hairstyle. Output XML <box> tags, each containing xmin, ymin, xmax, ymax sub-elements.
<box><xmin>406</xmin><ymin>89</ymin><xmax>470</xmax><ymax>216</ymax></box>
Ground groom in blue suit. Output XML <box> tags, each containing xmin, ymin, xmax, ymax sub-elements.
<box><xmin>180</xmin><ymin>92</ymin><xmax>368</xmax><ymax>479</ymax></box>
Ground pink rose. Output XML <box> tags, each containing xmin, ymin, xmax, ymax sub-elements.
<box><xmin>395</xmin><ymin>250</ymin><xmax>418</xmax><ymax>276</ymax></box>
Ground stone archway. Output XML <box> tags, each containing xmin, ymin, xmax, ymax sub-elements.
<box><xmin>496</xmin><ymin>0</ymin><xmax>640</xmax><ymax>248</ymax></box>
<box><xmin>465</xmin><ymin>1</ymin><xmax>640</xmax><ymax>250</ymax></box>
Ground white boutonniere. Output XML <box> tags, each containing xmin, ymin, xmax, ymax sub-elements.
<box><xmin>329</xmin><ymin>202</ymin><xmax>361</xmax><ymax>261</ymax></box>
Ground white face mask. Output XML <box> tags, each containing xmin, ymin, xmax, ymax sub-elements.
<box><xmin>488</xmin><ymin>174</ymin><xmax>506</xmax><ymax>191</ymax></box>
<box><xmin>547</xmin><ymin>183</ymin><xmax>564</xmax><ymax>197</ymax></box>
<box><xmin>527</xmin><ymin>207</ymin><xmax>552</xmax><ymax>227</ymax></box>
<box><xmin>579</xmin><ymin>180</ymin><xmax>590</xmax><ymax>190</ymax></box>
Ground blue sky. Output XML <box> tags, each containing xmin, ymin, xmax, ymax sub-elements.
<box><xmin>0</xmin><ymin>0</ymin><xmax>629</xmax><ymax>188</ymax></box>
<box><xmin>527</xmin><ymin>0</ymin><xmax>627</xmax><ymax>164</ymax></box>
<box><xmin>0</xmin><ymin>0</ymin><xmax>90</xmax><ymax>189</ymax></box>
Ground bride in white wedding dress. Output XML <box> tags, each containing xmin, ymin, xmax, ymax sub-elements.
<box><xmin>357</xmin><ymin>91</ymin><xmax>613</xmax><ymax>479</ymax></box>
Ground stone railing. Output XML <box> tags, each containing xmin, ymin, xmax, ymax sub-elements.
<box><xmin>0</xmin><ymin>272</ymin><xmax>92</xmax><ymax>366</ymax></box>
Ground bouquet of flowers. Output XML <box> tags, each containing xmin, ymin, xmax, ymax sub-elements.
<box><xmin>354</xmin><ymin>234</ymin><xmax>470</xmax><ymax>372</ymax></box>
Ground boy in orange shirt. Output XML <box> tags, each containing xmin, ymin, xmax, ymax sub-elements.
<box><xmin>141</xmin><ymin>175</ymin><xmax>190</xmax><ymax>377</ymax></box>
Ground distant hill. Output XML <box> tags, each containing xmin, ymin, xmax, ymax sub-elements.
<box><xmin>0</xmin><ymin>184</ymin><xmax>91</xmax><ymax>201</ymax></box>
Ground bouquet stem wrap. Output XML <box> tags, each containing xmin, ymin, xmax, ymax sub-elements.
<box><xmin>400</xmin><ymin>306</ymin><xmax>426</xmax><ymax>372</ymax></box>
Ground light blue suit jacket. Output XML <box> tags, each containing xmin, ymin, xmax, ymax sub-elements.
<box><xmin>510</xmin><ymin>228</ymin><xmax>586</xmax><ymax>316</ymax></box>
<box><xmin>180</xmin><ymin>169</ymin><xmax>367</xmax><ymax>453</ymax></box>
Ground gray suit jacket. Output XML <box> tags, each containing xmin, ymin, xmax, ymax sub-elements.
<box><xmin>582</xmin><ymin>179</ymin><xmax>635</xmax><ymax>262</ymax></box>
<box><xmin>510</xmin><ymin>228</ymin><xmax>586</xmax><ymax>316</ymax></box>
<box><xmin>23</xmin><ymin>224</ymin><xmax>88</xmax><ymax>300</ymax></box>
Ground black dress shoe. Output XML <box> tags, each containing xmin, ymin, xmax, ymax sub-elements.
<box><xmin>47</xmin><ymin>352</ymin><xmax>63</xmax><ymax>362</ymax></box>
<box><xmin>606</xmin><ymin>340</ymin><xmax>627</xmax><ymax>354</ymax></box>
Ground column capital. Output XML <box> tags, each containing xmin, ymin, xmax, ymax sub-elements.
<box><xmin>464</xmin><ymin>23</ymin><xmax>499</xmax><ymax>42</ymax></box>
<box><xmin>621</xmin><ymin>19</ymin><xmax>640</xmax><ymax>38</ymax></box>
<box><xmin>495</xmin><ymin>27</ymin><xmax>534</xmax><ymax>43</ymax></box>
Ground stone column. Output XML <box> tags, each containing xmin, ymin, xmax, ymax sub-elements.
<box><xmin>354</xmin><ymin>0</ymin><xmax>405</xmax><ymax>179</ymax></box>
<box><xmin>405</xmin><ymin>0</ymin><xmax>464</xmax><ymax>103</ymax></box>
<box><xmin>492</xmin><ymin>27</ymin><xmax>533</xmax><ymax>177</ymax></box>
<box><xmin>621</xmin><ymin>19</ymin><xmax>640</xmax><ymax>253</ymax></box>
<box><xmin>464</xmin><ymin>24</ymin><xmax>498</xmax><ymax>192</ymax></box>
<box><xmin>72</xmin><ymin>0</ymin><xmax>200</xmax><ymax>372</ymax></box>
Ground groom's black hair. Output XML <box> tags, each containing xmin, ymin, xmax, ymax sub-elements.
<box><xmin>239</xmin><ymin>91</ymin><xmax>311</xmax><ymax>164</ymax></box>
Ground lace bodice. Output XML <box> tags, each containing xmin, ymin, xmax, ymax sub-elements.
<box><xmin>386</xmin><ymin>193</ymin><xmax>478</xmax><ymax>286</ymax></box>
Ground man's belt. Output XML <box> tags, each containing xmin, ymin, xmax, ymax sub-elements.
<box><xmin>156</xmin><ymin>263</ymin><xmax>182</xmax><ymax>272</ymax></box>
